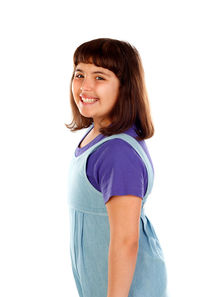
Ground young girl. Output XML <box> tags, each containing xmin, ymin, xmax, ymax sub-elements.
<box><xmin>65</xmin><ymin>38</ymin><xmax>169</xmax><ymax>297</ymax></box>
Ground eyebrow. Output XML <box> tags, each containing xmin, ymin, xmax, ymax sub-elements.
<box><xmin>75</xmin><ymin>68</ymin><xmax>111</xmax><ymax>77</ymax></box>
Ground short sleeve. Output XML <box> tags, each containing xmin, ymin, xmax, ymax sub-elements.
<box><xmin>86</xmin><ymin>138</ymin><xmax>148</xmax><ymax>204</ymax></box>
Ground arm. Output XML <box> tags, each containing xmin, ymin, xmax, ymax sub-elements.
<box><xmin>105</xmin><ymin>194</ymin><xmax>142</xmax><ymax>297</ymax></box>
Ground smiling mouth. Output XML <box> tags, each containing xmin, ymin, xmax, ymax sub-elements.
<box><xmin>80</xmin><ymin>96</ymin><xmax>99</xmax><ymax>104</ymax></box>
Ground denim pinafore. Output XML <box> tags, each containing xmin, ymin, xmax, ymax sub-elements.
<box><xmin>67</xmin><ymin>130</ymin><xmax>169</xmax><ymax>297</ymax></box>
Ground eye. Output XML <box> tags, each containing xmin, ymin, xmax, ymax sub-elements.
<box><xmin>75</xmin><ymin>73</ymin><xmax>83</xmax><ymax>78</ymax></box>
<box><xmin>96</xmin><ymin>76</ymin><xmax>105</xmax><ymax>80</ymax></box>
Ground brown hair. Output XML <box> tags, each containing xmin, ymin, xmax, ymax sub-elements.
<box><xmin>65</xmin><ymin>38</ymin><xmax>154</xmax><ymax>140</ymax></box>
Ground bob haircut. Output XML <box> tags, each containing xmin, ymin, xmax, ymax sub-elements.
<box><xmin>65</xmin><ymin>38</ymin><xmax>154</xmax><ymax>141</ymax></box>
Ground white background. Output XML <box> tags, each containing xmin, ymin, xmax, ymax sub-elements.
<box><xmin>0</xmin><ymin>0</ymin><xmax>199</xmax><ymax>296</ymax></box>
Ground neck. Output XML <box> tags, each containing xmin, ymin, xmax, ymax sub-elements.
<box><xmin>92</xmin><ymin>119</ymin><xmax>112</xmax><ymax>133</ymax></box>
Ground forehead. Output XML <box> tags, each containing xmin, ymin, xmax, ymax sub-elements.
<box><xmin>75</xmin><ymin>63</ymin><xmax>113</xmax><ymax>75</ymax></box>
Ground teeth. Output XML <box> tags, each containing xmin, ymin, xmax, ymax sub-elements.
<box><xmin>81</xmin><ymin>97</ymin><xmax>98</xmax><ymax>103</ymax></box>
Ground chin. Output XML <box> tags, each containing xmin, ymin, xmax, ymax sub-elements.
<box><xmin>80</xmin><ymin>111</ymin><xmax>94</xmax><ymax>118</ymax></box>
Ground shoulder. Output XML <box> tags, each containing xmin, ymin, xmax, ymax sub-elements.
<box><xmin>88</xmin><ymin>137</ymin><xmax>146</xmax><ymax>174</ymax></box>
<box><xmin>93</xmin><ymin>137</ymin><xmax>144</xmax><ymax>160</ymax></box>
<box><xmin>87</xmin><ymin>138</ymin><xmax>148</xmax><ymax>203</ymax></box>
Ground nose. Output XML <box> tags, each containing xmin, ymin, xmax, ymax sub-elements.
<box><xmin>80</xmin><ymin>77</ymin><xmax>93</xmax><ymax>91</ymax></box>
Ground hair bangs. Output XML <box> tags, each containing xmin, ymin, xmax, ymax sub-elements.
<box><xmin>73</xmin><ymin>38</ymin><xmax>124</xmax><ymax>79</ymax></box>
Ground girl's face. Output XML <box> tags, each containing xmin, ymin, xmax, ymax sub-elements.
<box><xmin>72</xmin><ymin>62</ymin><xmax>120</xmax><ymax>128</ymax></box>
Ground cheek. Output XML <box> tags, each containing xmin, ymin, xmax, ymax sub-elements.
<box><xmin>72</xmin><ymin>80</ymin><xmax>80</xmax><ymax>95</ymax></box>
<box><xmin>106</xmin><ymin>84</ymin><xmax>119</xmax><ymax>103</ymax></box>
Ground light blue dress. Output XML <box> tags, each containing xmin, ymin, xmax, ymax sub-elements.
<box><xmin>67</xmin><ymin>130</ymin><xmax>169</xmax><ymax>297</ymax></box>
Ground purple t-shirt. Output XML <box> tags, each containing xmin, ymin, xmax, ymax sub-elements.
<box><xmin>75</xmin><ymin>123</ymin><xmax>154</xmax><ymax>204</ymax></box>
